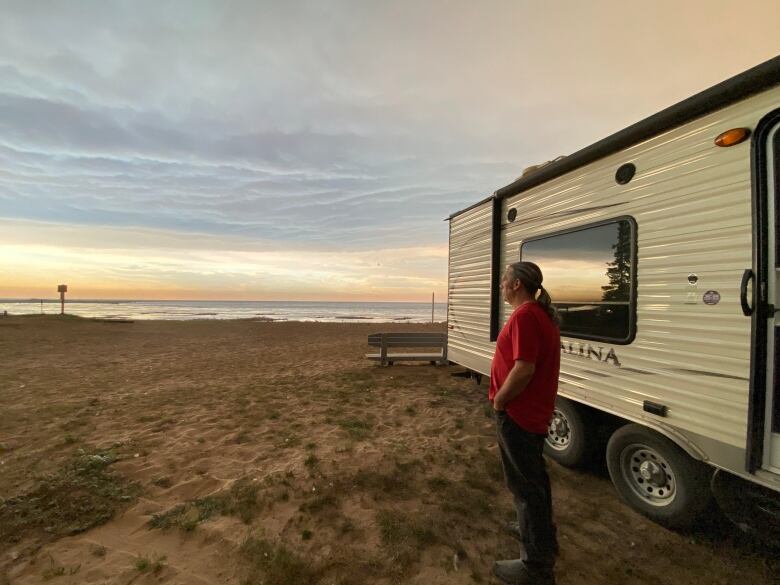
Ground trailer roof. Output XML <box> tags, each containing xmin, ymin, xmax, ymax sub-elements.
<box><xmin>449</xmin><ymin>55</ymin><xmax>780</xmax><ymax>221</ymax></box>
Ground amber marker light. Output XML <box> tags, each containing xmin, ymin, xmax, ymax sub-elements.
<box><xmin>714</xmin><ymin>128</ymin><xmax>751</xmax><ymax>147</ymax></box>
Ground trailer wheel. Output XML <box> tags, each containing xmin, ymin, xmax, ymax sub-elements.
<box><xmin>606</xmin><ymin>424</ymin><xmax>712</xmax><ymax>529</ymax></box>
<box><xmin>544</xmin><ymin>397</ymin><xmax>592</xmax><ymax>468</ymax></box>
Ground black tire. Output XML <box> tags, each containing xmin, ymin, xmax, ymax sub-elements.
<box><xmin>606</xmin><ymin>424</ymin><xmax>713</xmax><ymax>530</ymax></box>
<box><xmin>544</xmin><ymin>397</ymin><xmax>592</xmax><ymax>468</ymax></box>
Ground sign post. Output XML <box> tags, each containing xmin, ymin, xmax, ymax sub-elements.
<box><xmin>57</xmin><ymin>284</ymin><xmax>68</xmax><ymax>315</ymax></box>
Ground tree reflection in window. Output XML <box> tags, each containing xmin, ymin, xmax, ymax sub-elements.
<box><xmin>601</xmin><ymin>221</ymin><xmax>632</xmax><ymax>304</ymax></box>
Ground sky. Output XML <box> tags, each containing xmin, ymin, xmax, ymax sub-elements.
<box><xmin>1</xmin><ymin>1</ymin><xmax>779</xmax><ymax>302</ymax></box>
<box><xmin>521</xmin><ymin>222</ymin><xmax>624</xmax><ymax>302</ymax></box>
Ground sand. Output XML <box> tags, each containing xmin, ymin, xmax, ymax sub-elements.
<box><xmin>0</xmin><ymin>315</ymin><xmax>775</xmax><ymax>584</ymax></box>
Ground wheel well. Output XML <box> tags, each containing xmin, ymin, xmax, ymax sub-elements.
<box><xmin>558</xmin><ymin>397</ymin><xmax>707</xmax><ymax>462</ymax></box>
<box><xmin>559</xmin><ymin>399</ymin><xmax>623</xmax><ymax>444</ymax></box>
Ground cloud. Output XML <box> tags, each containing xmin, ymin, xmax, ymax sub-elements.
<box><xmin>0</xmin><ymin>219</ymin><xmax>447</xmax><ymax>300</ymax></box>
<box><xmin>0</xmin><ymin>0</ymin><xmax>778</xmax><ymax>298</ymax></box>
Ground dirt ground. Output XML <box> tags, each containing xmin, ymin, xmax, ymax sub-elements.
<box><xmin>0</xmin><ymin>316</ymin><xmax>776</xmax><ymax>585</ymax></box>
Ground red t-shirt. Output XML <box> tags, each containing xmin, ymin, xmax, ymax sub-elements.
<box><xmin>489</xmin><ymin>302</ymin><xmax>561</xmax><ymax>434</ymax></box>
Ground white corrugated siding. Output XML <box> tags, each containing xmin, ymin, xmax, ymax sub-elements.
<box><xmin>447</xmin><ymin>201</ymin><xmax>494</xmax><ymax>371</ymax></box>
<box><xmin>447</xmin><ymin>85</ymin><xmax>780</xmax><ymax>466</ymax></box>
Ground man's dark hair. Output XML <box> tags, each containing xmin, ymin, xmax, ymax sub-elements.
<box><xmin>507</xmin><ymin>261</ymin><xmax>560</xmax><ymax>326</ymax></box>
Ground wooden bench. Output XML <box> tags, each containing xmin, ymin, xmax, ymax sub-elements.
<box><xmin>366</xmin><ymin>332</ymin><xmax>448</xmax><ymax>366</ymax></box>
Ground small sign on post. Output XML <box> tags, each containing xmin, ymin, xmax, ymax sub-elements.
<box><xmin>57</xmin><ymin>284</ymin><xmax>68</xmax><ymax>315</ymax></box>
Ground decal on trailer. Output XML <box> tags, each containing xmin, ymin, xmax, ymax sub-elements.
<box><xmin>561</xmin><ymin>341</ymin><xmax>621</xmax><ymax>367</ymax></box>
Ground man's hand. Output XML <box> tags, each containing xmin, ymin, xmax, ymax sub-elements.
<box><xmin>494</xmin><ymin>360</ymin><xmax>535</xmax><ymax>411</ymax></box>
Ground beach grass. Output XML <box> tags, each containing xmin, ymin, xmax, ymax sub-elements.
<box><xmin>0</xmin><ymin>448</ymin><xmax>140</xmax><ymax>545</ymax></box>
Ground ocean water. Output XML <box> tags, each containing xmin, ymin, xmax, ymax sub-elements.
<box><xmin>0</xmin><ymin>299</ymin><xmax>447</xmax><ymax>323</ymax></box>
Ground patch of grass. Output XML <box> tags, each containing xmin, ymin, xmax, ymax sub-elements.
<box><xmin>301</xmin><ymin>529</ymin><xmax>313</xmax><ymax>540</ymax></box>
<box><xmin>337</xmin><ymin>419</ymin><xmax>372</xmax><ymax>441</ymax></box>
<box><xmin>152</xmin><ymin>476</ymin><xmax>173</xmax><ymax>489</ymax></box>
<box><xmin>338</xmin><ymin>370</ymin><xmax>369</xmax><ymax>386</ymax></box>
<box><xmin>304</xmin><ymin>454</ymin><xmax>319</xmax><ymax>469</ymax></box>
<box><xmin>59</xmin><ymin>417</ymin><xmax>88</xmax><ymax>432</ymax></box>
<box><xmin>42</xmin><ymin>557</ymin><xmax>81</xmax><ymax>580</ymax></box>
<box><xmin>134</xmin><ymin>557</ymin><xmax>149</xmax><ymax>571</ymax></box>
<box><xmin>135</xmin><ymin>553</ymin><xmax>167</xmax><ymax>574</ymax></box>
<box><xmin>437</xmin><ymin>477</ymin><xmax>493</xmax><ymax>518</ymax></box>
<box><xmin>464</xmin><ymin>473</ymin><xmax>495</xmax><ymax>493</ymax></box>
<box><xmin>149</xmin><ymin>498</ymin><xmax>220</xmax><ymax>532</ymax></box>
<box><xmin>305</xmin><ymin>442</ymin><xmax>317</xmax><ymax>450</ymax></box>
<box><xmin>149</xmin><ymin>478</ymin><xmax>262</xmax><ymax>530</ymax></box>
<box><xmin>241</xmin><ymin>536</ymin><xmax>318</xmax><ymax>585</ymax></box>
<box><xmin>427</xmin><ymin>476</ymin><xmax>451</xmax><ymax>492</ymax></box>
<box><xmin>275</xmin><ymin>431</ymin><xmax>301</xmax><ymax>449</ymax></box>
<box><xmin>376</xmin><ymin>509</ymin><xmax>438</xmax><ymax>574</ymax></box>
<box><xmin>393</xmin><ymin>459</ymin><xmax>422</xmax><ymax>474</ymax></box>
<box><xmin>63</xmin><ymin>434</ymin><xmax>78</xmax><ymax>445</ymax></box>
<box><xmin>404</xmin><ymin>405</ymin><xmax>417</xmax><ymax>416</ymax></box>
<box><xmin>299</xmin><ymin>493</ymin><xmax>337</xmax><ymax>514</ymax></box>
<box><xmin>454</xmin><ymin>418</ymin><xmax>465</xmax><ymax>430</ymax></box>
<box><xmin>351</xmin><ymin>460</ymin><xmax>421</xmax><ymax>500</ymax></box>
<box><xmin>378</xmin><ymin>510</ymin><xmax>437</xmax><ymax>547</ymax></box>
<box><xmin>234</xmin><ymin>430</ymin><xmax>251</xmax><ymax>444</ymax></box>
<box><xmin>352</xmin><ymin>469</ymin><xmax>409</xmax><ymax>499</ymax></box>
<box><xmin>0</xmin><ymin>449</ymin><xmax>140</xmax><ymax>545</ymax></box>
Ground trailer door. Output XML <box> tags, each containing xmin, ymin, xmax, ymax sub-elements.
<box><xmin>764</xmin><ymin>119</ymin><xmax>780</xmax><ymax>472</ymax></box>
<box><xmin>751</xmin><ymin>111</ymin><xmax>780</xmax><ymax>474</ymax></box>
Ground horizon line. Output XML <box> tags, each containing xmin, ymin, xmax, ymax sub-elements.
<box><xmin>0</xmin><ymin>297</ymin><xmax>448</xmax><ymax>304</ymax></box>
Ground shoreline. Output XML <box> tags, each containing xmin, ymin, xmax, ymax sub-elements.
<box><xmin>0</xmin><ymin>300</ymin><xmax>448</xmax><ymax>324</ymax></box>
<box><xmin>0</xmin><ymin>313</ymin><xmax>448</xmax><ymax>324</ymax></box>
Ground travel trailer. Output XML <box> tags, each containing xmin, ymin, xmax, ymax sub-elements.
<box><xmin>447</xmin><ymin>56</ymin><xmax>780</xmax><ymax>534</ymax></box>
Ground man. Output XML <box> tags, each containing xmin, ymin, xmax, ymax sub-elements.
<box><xmin>490</xmin><ymin>261</ymin><xmax>561</xmax><ymax>585</ymax></box>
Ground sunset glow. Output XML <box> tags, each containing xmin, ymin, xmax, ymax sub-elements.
<box><xmin>1</xmin><ymin>2</ymin><xmax>777</xmax><ymax>301</ymax></box>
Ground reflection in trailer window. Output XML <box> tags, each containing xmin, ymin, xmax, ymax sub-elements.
<box><xmin>521</xmin><ymin>219</ymin><xmax>636</xmax><ymax>343</ymax></box>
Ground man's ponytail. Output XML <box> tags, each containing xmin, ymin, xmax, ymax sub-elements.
<box><xmin>536</xmin><ymin>285</ymin><xmax>560</xmax><ymax>326</ymax></box>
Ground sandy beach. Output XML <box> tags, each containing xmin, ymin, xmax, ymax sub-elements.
<box><xmin>0</xmin><ymin>316</ymin><xmax>775</xmax><ymax>584</ymax></box>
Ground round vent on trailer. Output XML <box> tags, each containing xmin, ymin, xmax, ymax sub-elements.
<box><xmin>615</xmin><ymin>163</ymin><xmax>636</xmax><ymax>185</ymax></box>
<box><xmin>507</xmin><ymin>208</ymin><xmax>518</xmax><ymax>222</ymax></box>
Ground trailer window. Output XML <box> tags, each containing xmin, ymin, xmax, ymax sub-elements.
<box><xmin>521</xmin><ymin>218</ymin><xmax>636</xmax><ymax>344</ymax></box>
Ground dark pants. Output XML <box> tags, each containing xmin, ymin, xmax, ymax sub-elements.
<box><xmin>495</xmin><ymin>411</ymin><xmax>558</xmax><ymax>569</ymax></box>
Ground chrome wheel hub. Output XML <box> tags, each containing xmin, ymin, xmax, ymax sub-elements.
<box><xmin>620</xmin><ymin>445</ymin><xmax>676</xmax><ymax>507</ymax></box>
<box><xmin>546</xmin><ymin>409</ymin><xmax>571</xmax><ymax>451</ymax></box>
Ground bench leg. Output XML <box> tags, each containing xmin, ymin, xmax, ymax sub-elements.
<box><xmin>380</xmin><ymin>334</ymin><xmax>388</xmax><ymax>366</ymax></box>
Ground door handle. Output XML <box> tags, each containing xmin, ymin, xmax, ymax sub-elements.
<box><xmin>740</xmin><ymin>269</ymin><xmax>755</xmax><ymax>316</ymax></box>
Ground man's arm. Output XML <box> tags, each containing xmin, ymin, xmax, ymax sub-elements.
<box><xmin>493</xmin><ymin>360</ymin><xmax>535</xmax><ymax>410</ymax></box>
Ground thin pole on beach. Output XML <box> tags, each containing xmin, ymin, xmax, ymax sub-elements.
<box><xmin>58</xmin><ymin>284</ymin><xmax>68</xmax><ymax>315</ymax></box>
<box><xmin>431</xmin><ymin>292</ymin><xmax>434</xmax><ymax>323</ymax></box>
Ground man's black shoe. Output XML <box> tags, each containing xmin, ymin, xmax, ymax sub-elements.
<box><xmin>493</xmin><ymin>559</ymin><xmax>556</xmax><ymax>585</ymax></box>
